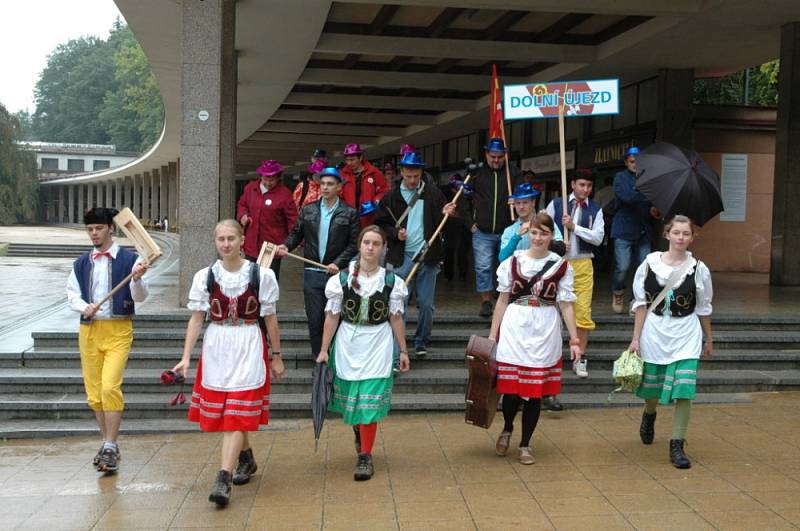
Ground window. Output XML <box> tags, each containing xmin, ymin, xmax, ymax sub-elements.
<box><xmin>40</xmin><ymin>158</ymin><xmax>59</xmax><ymax>170</ymax></box>
<box><xmin>67</xmin><ymin>159</ymin><xmax>85</xmax><ymax>172</ymax></box>
<box><xmin>93</xmin><ymin>159</ymin><xmax>111</xmax><ymax>170</ymax></box>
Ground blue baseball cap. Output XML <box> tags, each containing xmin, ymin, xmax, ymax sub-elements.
<box><xmin>625</xmin><ymin>146</ymin><xmax>640</xmax><ymax>158</ymax></box>
<box><xmin>509</xmin><ymin>182</ymin><xmax>541</xmax><ymax>200</ymax></box>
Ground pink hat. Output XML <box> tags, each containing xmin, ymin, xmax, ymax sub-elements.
<box><xmin>256</xmin><ymin>160</ymin><xmax>283</xmax><ymax>177</ymax></box>
<box><xmin>384</xmin><ymin>162</ymin><xmax>395</xmax><ymax>172</ymax></box>
<box><xmin>399</xmin><ymin>143</ymin><xmax>416</xmax><ymax>155</ymax></box>
<box><xmin>343</xmin><ymin>143</ymin><xmax>362</xmax><ymax>156</ymax></box>
<box><xmin>307</xmin><ymin>159</ymin><xmax>326</xmax><ymax>174</ymax></box>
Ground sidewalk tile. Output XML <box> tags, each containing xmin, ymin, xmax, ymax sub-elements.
<box><xmin>700</xmin><ymin>510</ymin><xmax>797</xmax><ymax>530</ymax></box>
<box><xmin>677</xmin><ymin>491</ymin><xmax>766</xmax><ymax>513</ymax></box>
<box><xmin>548</xmin><ymin>513</ymin><xmax>633</xmax><ymax>531</ymax></box>
<box><xmin>528</xmin><ymin>479</ymin><xmax>601</xmax><ymax>499</ymax></box>
<box><xmin>626</xmin><ymin>512</ymin><xmax>716</xmax><ymax>531</ymax></box>
<box><xmin>606</xmin><ymin>492</ymin><xmax>693</xmax><ymax>515</ymax></box>
<box><xmin>396</xmin><ymin>500</ymin><xmax>471</xmax><ymax>523</ymax></box>
<box><xmin>538</xmin><ymin>496</ymin><xmax>618</xmax><ymax>517</ymax></box>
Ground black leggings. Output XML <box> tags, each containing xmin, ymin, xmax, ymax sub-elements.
<box><xmin>502</xmin><ymin>394</ymin><xmax>542</xmax><ymax>447</ymax></box>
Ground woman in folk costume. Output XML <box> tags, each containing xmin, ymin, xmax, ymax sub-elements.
<box><xmin>173</xmin><ymin>220</ymin><xmax>285</xmax><ymax>507</ymax></box>
<box><xmin>628</xmin><ymin>215</ymin><xmax>713</xmax><ymax>469</ymax></box>
<box><xmin>488</xmin><ymin>212</ymin><xmax>582</xmax><ymax>465</ymax></box>
<box><xmin>317</xmin><ymin>225</ymin><xmax>410</xmax><ymax>481</ymax></box>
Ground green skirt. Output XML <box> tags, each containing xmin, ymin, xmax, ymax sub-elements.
<box><xmin>328</xmin><ymin>341</ymin><xmax>394</xmax><ymax>425</ymax></box>
<box><xmin>635</xmin><ymin>359</ymin><xmax>699</xmax><ymax>404</ymax></box>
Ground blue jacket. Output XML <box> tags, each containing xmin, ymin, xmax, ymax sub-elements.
<box><xmin>73</xmin><ymin>247</ymin><xmax>138</xmax><ymax>323</ymax></box>
<box><xmin>611</xmin><ymin>169</ymin><xmax>652</xmax><ymax>241</ymax></box>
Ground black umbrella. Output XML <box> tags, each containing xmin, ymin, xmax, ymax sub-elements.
<box><xmin>635</xmin><ymin>141</ymin><xmax>724</xmax><ymax>226</ymax></box>
<box><xmin>311</xmin><ymin>362</ymin><xmax>333</xmax><ymax>452</ymax></box>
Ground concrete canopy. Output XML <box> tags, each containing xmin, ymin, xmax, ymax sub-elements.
<box><xmin>45</xmin><ymin>0</ymin><xmax>800</xmax><ymax>183</ymax></box>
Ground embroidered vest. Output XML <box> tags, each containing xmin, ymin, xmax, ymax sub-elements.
<box><xmin>644</xmin><ymin>266</ymin><xmax>697</xmax><ymax>317</ymax></box>
<box><xmin>552</xmin><ymin>197</ymin><xmax>601</xmax><ymax>254</ymax></box>
<box><xmin>339</xmin><ymin>270</ymin><xmax>395</xmax><ymax>325</ymax></box>
<box><xmin>206</xmin><ymin>262</ymin><xmax>261</xmax><ymax>324</ymax></box>
<box><xmin>74</xmin><ymin>247</ymin><xmax>138</xmax><ymax>323</ymax></box>
<box><xmin>509</xmin><ymin>257</ymin><xmax>569</xmax><ymax>305</ymax></box>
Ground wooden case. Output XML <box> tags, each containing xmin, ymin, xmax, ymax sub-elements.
<box><xmin>464</xmin><ymin>335</ymin><xmax>500</xmax><ymax>429</ymax></box>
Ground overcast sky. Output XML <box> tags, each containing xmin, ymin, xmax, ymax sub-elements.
<box><xmin>0</xmin><ymin>0</ymin><xmax>124</xmax><ymax>113</ymax></box>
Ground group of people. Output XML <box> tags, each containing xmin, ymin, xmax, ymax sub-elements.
<box><xmin>67</xmin><ymin>138</ymin><xmax>713</xmax><ymax>509</ymax></box>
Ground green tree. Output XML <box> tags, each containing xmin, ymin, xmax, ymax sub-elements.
<box><xmin>694</xmin><ymin>60</ymin><xmax>780</xmax><ymax>106</ymax></box>
<box><xmin>0</xmin><ymin>102</ymin><xmax>38</xmax><ymax>224</ymax></box>
<box><xmin>13</xmin><ymin>110</ymin><xmax>36</xmax><ymax>141</ymax></box>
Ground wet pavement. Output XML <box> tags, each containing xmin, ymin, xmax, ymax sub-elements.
<box><xmin>1</xmin><ymin>393</ymin><xmax>799</xmax><ymax>530</ymax></box>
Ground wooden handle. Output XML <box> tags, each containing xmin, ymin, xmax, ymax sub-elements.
<box><xmin>94</xmin><ymin>270</ymin><xmax>137</xmax><ymax>309</ymax></box>
<box><xmin>558</xmin><ymin>104</ymin><xmax>569</xmax><ymax>242</ymax></box>
<box><xmin>285</xmin><ymin>251</ymin><xmax>327</xmax><ymax>270</ymax></box>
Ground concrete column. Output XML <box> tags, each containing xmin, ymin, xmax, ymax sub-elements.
<box><xmin>115</xmin><ymin>180</ymin><xmax>122</xmax><ymax>210</ymax></box>
<box><xmin>219</xmin><ymin>11</ymin><xmax>237</xmax><ymax>219</ymax></box>
<box><xmin>160</xmin><ymin>165</ymin><xmax>170</xmax><ymax>221</ymax></box>
<box><xmin>58</xmin><ymin>186</ymin><xmax>65</xmax><ymax>223</ymax></box>
<box><xmin>133</xmin><ymin>174</ymin><xmax>141</xmax><ymax>218</ymax></box>
<box><xmin>179</xmin><ymin>0</ymin><xmax>236</xmax><ymax>304</ymax></box>
<box><xmin>45</xmin><ymin>188</ymin><xmax>54</xmax><ymax>222</ymax></box>
<box><xmin>655</xmin><ymin>68</ymin><xmax>695</xmax><ymax>149</ymax></box>
<box><xmin>85</xmin><ymin>183</ymin><xmax>94</xmax><ymax>210</ymax></box>
<box><xmin>168</xmin><ymin>161</ymin><xmax>178</xmax><ymax>227</ymax></box>
<box><xmin>126</xmin><ymin>175</ymin><xmax>134</xmax><ymax>211</ymax></box>
<box><xmin>151</xmin><ymin>169</ymin><xmax>161</xmax><ymax>221</ymax></box>
<box><xmin>68</xmin><ymin>185</ymin><xmax>76</xmax><ymax>223</ymax></box>
<box><xmin>77</xmin><ymin>184</ymin><xmax>85</xmax><ymax>221</ymax></box>
<box><xmin>142</xmin><ymin>172</ymin><xmax>152</xmax><ymax>221</ymax></box>
<box><xmin>105</xmin><ymin>181</ymin><xmax>113</xmax><ymax>207</ymax></box>
<box><xmin>772</xmin><ymin>22</ymin><xmax>800</xmax><ymax>285</ymax></box>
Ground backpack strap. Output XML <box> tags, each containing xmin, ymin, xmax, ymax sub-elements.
<box><xmin>249</xmin><ymin>261</ymin><xmax>261</xmax><ymax>295</ymax></box>
<box><xmin>205</xmin><ymin>263</ymin><xmax>216</xmax><ymax>295</ymax></box>
<box><xmin>339</xmin><ymin>270</ymin><xmax>349</xmax><ymax>287</ymax></box>
<box><xmin>385</xmin><ymin>271</ymin><xmax>395</xmax><ymax>288</ymax></box>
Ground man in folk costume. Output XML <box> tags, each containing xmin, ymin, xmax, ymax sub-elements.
<box><xmin>278</xmin><ymin>166</ymin><xmax>361</xmax><ymax>360</ymax></box>
<box><xmin>66</xmin><ymin>207</ymin><xmax>149</xmax><ymax>473</ymax></box>
<box><xmin>546</xmin><ymin>169</ymin><xmax>605</xmax><ymax>380</ymax></box>
<box><xmin>467</xmin><ymin>137</ymin><xmax>522</xmax><ymax>317</ymax></box>
<box><xmin>237</xmin><ymin>159</ymin><xmax>298</xmax><ymax>281</ymax></box>
<box><xmin>375</xmin><ymin>151</ymin><xmax>456</xmax><ymax>355</ymax></box>
<box><xmin>339</xmin><ymin>143</ymin><xmax>389</xmax><ymax>228</ymax></box>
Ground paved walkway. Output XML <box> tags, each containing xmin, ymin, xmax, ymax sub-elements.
<box><xmin>1</xmin><ymin>393</ymin><xmax>799</xmax><ymax>530</ymax></box>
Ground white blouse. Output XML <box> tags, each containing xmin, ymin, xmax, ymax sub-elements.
<box><xmin>497</xmin><ymin>251</ymin><xmax>576</xmax><ymax>303</ymax></box>
<box><xmin>187</xmin><ymin>260</ymin><xmax>278</xmax><ymax>316</ymax></box>
<box><xmin>324</xmin><ymin>262</ymin><xmax>408</xmax><ymax>316</ymax></box>
<box><xmin>631</xmin><ymin>252</ymin><xmax>712</xmax><ymax>316</ymax></box>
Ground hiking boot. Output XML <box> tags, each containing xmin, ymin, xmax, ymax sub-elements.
<box><xmin>640</xmin><ymin>411</ymin><xmax>657</xmax><ymax>445</ymax></box>
<box><xmin>495</xmin><ymin>430</ymin><xmax>512</xmax><ymax>456</ymax></box>
<box><xmin>518</xmin><ymin>446</ymin><xmax>535</xmax><ymax>465</ymax></box>
<box><xmin>232</xmin><ymin>448</ymin><xmax>257</xmax><ymax>485</ymax></box>
<box><xmin>353</xmin><ymin>453</ymin><xmax>374</xmax><ymax>481</ymax></box>
<box><xmin>353</xmin><ymin>425</ymin><xmax>361</xmax><ymax>454</ymax></box>
<box><xmin>209</xmin><ymin>470</ymin><xmax>233</xmax><ymax>506</ymax></box>
<box><xmin>573</xmin><ymin>359</ymin><xmax>589</xmax><ymax>379</ymax></box>
<box><xmin>479</xmin><ymin>300</ymin><xmax>493</xmax><ymax>317</ymax></box>
<box><xmin>612</xmin><ymin>290</ymin><xmax>625</xmax><ymax>314</ymax></box>
<box><xmin>92</xmin><ymin>445</ymin><xmax>104</xmax><ymax>469</ymax></box>
<box><xmin>669</xmin><ymin>439</ymin><xmax>691</xmax><ymax>469</ymax></box>
<box><xmin>96</xmin><ymin>446</ymin><xmax>120</xmax><ymax>473</ymax></box>
<box><xmin>542</xmin><ymin>395</ymin><xmax>564</xmax><ymax>411</ymax></box>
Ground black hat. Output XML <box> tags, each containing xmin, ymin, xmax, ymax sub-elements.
<box><xmin>312</xmin><ymin>148</ymin><xmax>327</xmax><ymax>159</ymax></box>
<box><xmin>570</xmin><ymin>168</ymin><xmax>595</xmax><ymax>182</ymax></box>
<box><xmin>84</xmin><ymin>207</ymin><xmax>119</xmax><ymax>226</ymax></box>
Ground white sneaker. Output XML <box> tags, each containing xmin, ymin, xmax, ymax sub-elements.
<box><xmin>573</xmin><ymin>359</ymin><xmax>589</xmax><ymax>379</ymax></box>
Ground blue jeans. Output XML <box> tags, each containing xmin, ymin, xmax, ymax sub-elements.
<box><xmin>612</xmin><ymin>235</ymin><xmax>650</xmax><ymax>291</ymax></box>
<box><xmin>394</xmin><ymin>253</ymin><xmax>439</xmax><ymax>348</ymax></box>
<box><xmin>472</xmin><ymin>231</ymin><xmax>501</xmax><ymax>293</ymax></box>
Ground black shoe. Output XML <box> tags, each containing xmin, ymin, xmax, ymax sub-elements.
<box><xmin>92</xmin><ymin>445</ymin><xmax>104</xmax><ymax>469</ymax></box>
<box><xmin>669</xmin><ymin>439</ymin><xmax>691</xmax><ymax>469</ymax></box>
<box><xmin>354</xmin><ymin>453</ymin><xmax>374</xmax><ymax>481</ymax></box>
<box><xmin>209</xmin><ymin>470</ymin><xmax>233</xmax><ymax>506</ymax></box>
<box><xmin>640</xmin><ymin>411</ymin><xmax>657</xmax><ymax>445</ymax></box>
<box><xmin>96</xmin><ymin>446</ymin><xmax>119</xmax><ymax>473</ymax></box>
<box><xmin>479</xmin><ymin>300</ymin><xmax>493</xmax><ymax>317</ymax></box>
<box><xmin>415</xmin><ymin>345</ymin><xmax>427</xmax><ymax>356</ymax></box>
<box><xmin>542</xmin><ymin>395</ymin><xmax>563</xmax><ymax>412</ymax></box>
<box><xmin>353</xmin><ymin>425</ymin><xmax>361</xmax><ymax>454</ymax></box>
<box><xmin>232</xmin><ymin>448</ymin><xmax>257</xmax><ymax>485</ymax></box>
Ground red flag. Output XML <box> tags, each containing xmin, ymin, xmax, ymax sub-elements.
<box><xmin>489</xmin><ymin>64</ymin><xmax>505</xmax><ymax>141</ymax></box>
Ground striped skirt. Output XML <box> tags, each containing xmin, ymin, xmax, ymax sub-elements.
<box><xmin>496</xmin><ymin>359</ymin><xmax>562</xmax><ymax>399</ymax></box>
<box><xmin>329</xmin><ymin>376</ymin><xmax>393</xmax><ymax>425</ymax></box>
<box><xmin>635</xmin><ymin>359</ymin><xmax>699</xmax><ymax>404</ymax></box>
<box><xmin>188</xmin><ymin>354</ymin><xmax>270</xmax><ymax>432</ymax></box>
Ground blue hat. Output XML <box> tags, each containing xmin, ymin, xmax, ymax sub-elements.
<box><xmin>510</xmin><ymin>182</ymin><xmax>541</xmax><ymax>200</ymax></box>
<box><xmin>483</xmin><ymin>137</ymin><xmax>507</xmax><ymax>153</ymax></box>
<box><xmin>319</xmin><ymin>167</ymin><xmax>342</xmax><ymax>181</ymax></box>
<box><xmin>398</xmin><ymin>152</ymin><xmax>425</xmax><ymax>168</ymax></box>
<box><xmin>625</xmin><ymin>146</ymin><xmax>640</xmax><ymax>158</ymax></box>
<box><xmin>359</xmin><ymin>200</ymin><xmax>378</xmax><ymax>217</ymax></box>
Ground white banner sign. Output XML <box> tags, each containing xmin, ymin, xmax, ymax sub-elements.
<box><xmin>504</xmin><ymin>79</ymin><xmax>619</xmax><ymax>120</ymax></box>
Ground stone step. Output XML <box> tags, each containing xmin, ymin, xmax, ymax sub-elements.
<box><xmin>9</xmin><ymin>347</ymin><xmax>800</xmax><ymax>371</ymax></box>
<box><xmin>130</xmin><ymin>313</ymin><xmax>800</xmax><ymax>332</ymax></box>
<box><xmin>31</xmin><ymin>328</ymin><xmax>800</xmax><ymax>350</ymax></box>
<box><xmin>6</xmin><ymin>243</ymin><xmax>136</xmax><ymax>258</ymax></box>
<box><xmin>0</xmin><ymin>391</ymin><xmax>757</xmax><ymax>423</ymax></box>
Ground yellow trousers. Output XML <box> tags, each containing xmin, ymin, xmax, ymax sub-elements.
<box><xmin>568</xmin><ymin>258</ymin><xmax>596</xmax><ymax>331</ymax></box>
<box><xmin>78</xmin><ymin>319</ymin><xmax>133</xmax><ymax>412</ymax></box>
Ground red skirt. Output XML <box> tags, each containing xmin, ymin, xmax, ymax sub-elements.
<box><xmin>496</xmin><ymin>359</ymin><xmax>562</xmax><ymax>399</ymax></box>
<box><xmin>188</xmin><ymin>348</ymin><xmax>271</xmax><ymax>432</ymax></box>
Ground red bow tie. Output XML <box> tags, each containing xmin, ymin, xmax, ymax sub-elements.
<box><xmin>92</xmin><ymin>251</ymin><xmax>113</xmax><ymax>261</ymax></box>
<box><xmin>573</xmin><ymin>199</ymin><xmax>587</xmax><ymax>209</ymax></box>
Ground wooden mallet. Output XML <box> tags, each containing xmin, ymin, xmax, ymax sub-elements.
<box><xmin>258</xmin><ymin>241</ymin><xmax>328</xmax><ymax>270</ymax></box>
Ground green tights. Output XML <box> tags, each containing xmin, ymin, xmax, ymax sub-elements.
<box><xmin>644</xmin><ymin>399</ymin><xmax>691</xmax><ymax>439</ymax></box>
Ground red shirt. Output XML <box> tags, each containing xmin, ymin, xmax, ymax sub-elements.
<box><xmin>339</xmin><ymin>160</ymin><xmax>388</xmax><ymax>227</ymax></box>
<box><xmin>236</xmin><ymin>180</ymin><xmax>298</xmax><ymax>259</ymax></box>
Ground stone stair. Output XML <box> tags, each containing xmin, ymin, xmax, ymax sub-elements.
<box><xmin>1</xmin><ymin>312</ymin><xmax>799</xmax><ymax>437</ymax></box>
<box><xmin>5</xmin><ymin>243</ymin><xmax>136</xmax><ymax>258</ymax></box>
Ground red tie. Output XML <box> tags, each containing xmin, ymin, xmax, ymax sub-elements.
<box><xmin>92</xmin><ymin>251</ymin><xmax>112</xmax><ymax>261</ymax></box>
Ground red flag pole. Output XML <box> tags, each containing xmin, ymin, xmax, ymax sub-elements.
<box><xmin>490</xmin><ymin>65</ymin><xmax>515</xmax><ymax>221</ymax></box>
